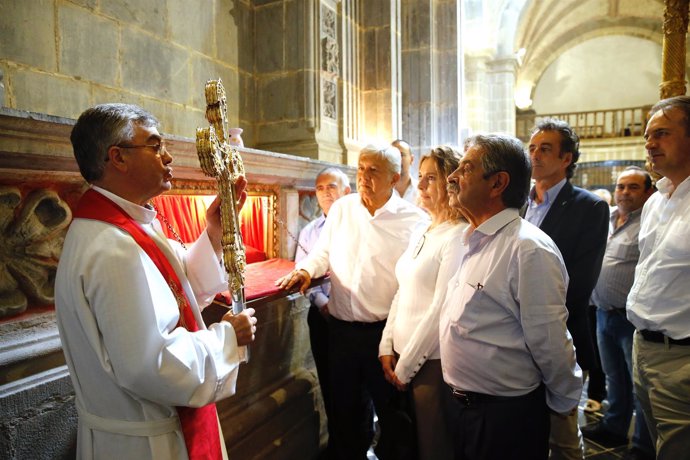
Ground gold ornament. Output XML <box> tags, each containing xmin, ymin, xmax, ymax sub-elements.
<box><xmin>196</xmin><ymin>79</ymin><xmax>247</xmax><ymax>314</ymax></box>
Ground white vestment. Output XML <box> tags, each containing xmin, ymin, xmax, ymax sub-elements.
<box><xmin>56</xmin><ymin>187</ymin><xmax>242</xmax><ymax>459</ymax></box>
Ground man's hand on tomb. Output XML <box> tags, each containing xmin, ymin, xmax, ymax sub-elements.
<box><xmin>275</xmin><ymin>269</ymin><xmax>312</xmax><ymax>294</ymax></box>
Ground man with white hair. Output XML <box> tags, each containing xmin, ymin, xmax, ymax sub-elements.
<box><xmin>295</xmin><ymin>166</ymin><xmax>351</xmax><ymax>455</ymax></box>
<box><xmin>278</xmin><ymin>144</ymin><xmax>428</xmax><ymax>459</ymax></box>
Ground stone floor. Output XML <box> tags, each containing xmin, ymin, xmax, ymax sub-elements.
<box><xmin>581</xmin><ymin>381</ymin><xmax>633</xmax><ymax>460</ymax></box>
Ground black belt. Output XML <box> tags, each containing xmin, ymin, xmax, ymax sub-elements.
<box><xmin>448</xmin><ymin>386</ymin><xmax>537</xmax><ymax>407</ymax></box>
<box><xmin>640</xmin><ymin>329</ymin><xmax>690</xmax><ymax>346</ymax></box>
<box><xmin>329</xmin><ymin>316</ymin><xmax>386</xmax><ymax>329</ymax></box>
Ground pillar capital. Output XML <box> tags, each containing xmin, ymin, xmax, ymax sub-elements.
<box><xmin>661</xmin><ymin>0</ymin><xmax>689</xmax><ymax>97</ymax></box>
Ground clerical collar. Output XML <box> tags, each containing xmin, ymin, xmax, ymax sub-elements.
<box><xmin>89</xmin><ymin>185</ymin><xmax>157</xmax><ymax>225</ymax></box>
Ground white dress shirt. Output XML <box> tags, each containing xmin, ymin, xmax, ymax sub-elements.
<box><xmin>396</xmin><ymin>176</ymin><xmax>420</xmax><ymax>206</ymax></box>
<box><xmin>439</xmin><ymin>208</ymin><xmax>582</xmax><ymax>413</ymax></box>
<box><xmin>627</xmin><ymin>176</ymin><xmax>690</xmax><ymax>339</ymax></box>
<box><xmin>379</xmin><ymin>220</ymin><xmax>468</xmax><ymax>383</ymax></box>
<box><xmin>296</xmin><ymin>192</ymin><xmax>429</xmax><ymax>322</ymax></box>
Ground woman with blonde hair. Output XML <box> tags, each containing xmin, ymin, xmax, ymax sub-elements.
<box><xmin>379</xmin><ymin>145</ymin><xmax>467</xmax><ymax>460</ymax></box>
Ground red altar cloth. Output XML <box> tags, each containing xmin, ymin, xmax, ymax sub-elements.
<box><xmin>217</xmin><ymin>258</ymin><xmax>295</xmax><ymax>303</ymax></box>
<box><xmin>205</xmin><ymin>259</ymin><xmax>328</xmax><ymax>326</ymax></box>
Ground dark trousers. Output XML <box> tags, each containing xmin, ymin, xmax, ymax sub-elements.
<box><xmin>309</xmin><ymin>305</ymin><xmax>346</xmax><ymax>460</ymax></box>
<box><xmin>587</xmin><ymin>305</ymin><xmax>607</xmax><ymax>401</ymax></box>
<box><xmin>444</xmin><ymin>384</ymin><xmax>550</xmax><ymax>460</ymax></box>
<box><xmin>308</xmin><ymin>305</ymin><xmax>332</xmax><ymax>419</ymax></box>
<box><xmin>328</xmin><ymin>318</ymin><xmax>394</xmax><ymax>460</ymax></box>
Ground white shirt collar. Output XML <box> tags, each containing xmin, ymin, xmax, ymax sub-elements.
<box><xmin>90</xmin><ymin>185</ymin><xmax>157</xmax><ymax>225</ymax></box>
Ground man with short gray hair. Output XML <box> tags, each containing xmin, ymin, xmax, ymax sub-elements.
<box><xmin>56</xmin><ymin>103</ymin><xmax>256</xmax><ymax>459</ymax></box>
<box><xmin>440</xmin><ymin>133</ymin><xmax>582</xmax><ymax>460</ymax></box>
<box><xmin>278</xmin><ymin>143</ymin><xmax>428</xmax><ymax>459</ymax></box>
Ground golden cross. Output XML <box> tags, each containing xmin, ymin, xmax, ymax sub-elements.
<box><xmin>196</xmin><ymin>79</ymin><xmax>247</xmax><ymax>311</ymax></box>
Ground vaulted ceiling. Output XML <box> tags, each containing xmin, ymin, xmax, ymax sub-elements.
<box><xmin>510</xmin><ymin>0</ymin><xmax>667</xmax><ymax>107</ymax></box>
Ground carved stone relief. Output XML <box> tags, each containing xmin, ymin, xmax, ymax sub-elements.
<box><xmin>321</xmin><ymin>7</ymin><xmax>338</xmax><ymax>74</ymax></box>
<box><xmin>322</xmin><ymin>37</ymin><xmax>339</xmax><ymax>75</ymax></box>
<box><xmin>0</xmin><ymin>187</ymin><xmax>72</xmax><ymax>318</ymax></box>
<box><xmin>296</xmin><ymin>191</ymin><xmax>321</xmax><ymax>246</ymax></box>
<box><xmin>321</xmin><ymin>5</ymin><xmax>339</xmax><ymax>120</ymax></box>
<box><xmin>299</xmin><ymin>192</ymin><xmax>320</xmax><ymax>225</ymax></box>
<box><xmin>322</xmin><ymin>79</ymin><xmax>337</xmax><ymax>119</ymax></box>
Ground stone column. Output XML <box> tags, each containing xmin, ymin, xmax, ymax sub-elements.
<box><xmin>660</xmin><ymin>0</ymin><xmax>689</xmax><ymax>98</ymax></box>
<box><xmin>341</xmin><ymin>0</ymin><xmax>363</xmax><ymax>164</ymax></box>
<box><xmin>357</xmin><ymin>1</ymin><xmax>400</xmax><ymax>143</ymax></box>
<box><xmin>487</xmin><ymin>57</ymin><xmax>518</xmax><ymax>135</ymax></box>
<box><xmin>463</xmin><ymin>53</ymin><xmax>491</xmax><ymax>134</ymax></box>
<box><xmin>253</xmin><ymin>0</ymin><xmax>347</xmax><ymax>163</ymax></box>
<box><xmin>400</xmin><ymin>0</ymin><xmax>461</xmax><ymax>162</ymax></box>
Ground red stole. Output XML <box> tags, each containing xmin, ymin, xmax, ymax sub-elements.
<box><xmin>74</xmin><ymin>189</ymin><xmax>223</xmax><ymax>460</ymax></box>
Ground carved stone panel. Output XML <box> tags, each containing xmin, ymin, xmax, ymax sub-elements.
<box><xmin>322</xmin><ymin>79</ymin><xmax>337</xmax><ymax>120</ymax></box>
<box><xmin>320</xmin><ymin>4</ymin><xmax>339</xmax><ymax>121</ymax></box>
<box><xmin>0</xmin><ymin>187</ymin><xmax>72</xmax><ymax>318</ymax></box>
<box><xmin>321</xmin><ymin>7</ymin><xmax>338</xmax><ymax>74</ymax></box>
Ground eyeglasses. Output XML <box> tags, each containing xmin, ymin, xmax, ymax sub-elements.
<box><xmin>116</xmin><ymin>140</ymin><xmax>167</xmax><ymax>155</ymax></box>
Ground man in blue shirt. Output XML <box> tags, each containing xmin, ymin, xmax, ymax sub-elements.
<box><xmin>295</xmin><ymin>167</ymin><xmax>350</xmax><ymax>456</ymax></box>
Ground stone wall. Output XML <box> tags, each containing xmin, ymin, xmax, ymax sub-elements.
<box><xmin>0</xmin><ymin>0</ymin><xmax>253</xmax><ymax>141</ymax></box>
<box><xmin>0</xmin><ymin>0</ymin><xmax>403</xmax><ymax>165</ymax></box>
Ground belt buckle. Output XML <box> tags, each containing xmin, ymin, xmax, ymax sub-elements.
<box><xmin>452</xmin><ymin>389</ymin><xmax>473</xmax><ymax>406</ymax></box>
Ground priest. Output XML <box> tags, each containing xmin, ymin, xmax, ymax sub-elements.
<box><xmin>55</xmin><ymin>103</ymin><xmax>256</xmax><ymax>460</ymax></box>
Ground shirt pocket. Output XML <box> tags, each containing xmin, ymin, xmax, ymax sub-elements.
<box><xmin>607</xmin><ymin>240</ymin><xmax>637</xmax><ymax>261</ymax></box>
<box><xmin>662</xmin><ymin>220</ymin><xmax>690</xmax><ymax>258</ymax></box>
<box><xmin>450</xmin><ymin>281</ymin><xmax>485</xmax><ymax>332</ymax></box>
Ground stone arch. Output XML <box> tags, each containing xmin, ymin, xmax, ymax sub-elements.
<box><xmin>515</xmin><ymin>17</ymin><xmax>663</xmax><ymax>108</ymax></box>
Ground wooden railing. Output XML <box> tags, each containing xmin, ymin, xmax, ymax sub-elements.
<box><xmin>516</xmin><ymin>105</ymin><xmax>653</xmax><ymax>142</ymax></box>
